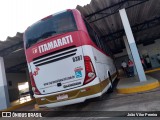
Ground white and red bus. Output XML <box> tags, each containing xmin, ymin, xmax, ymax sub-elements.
<box><xmin>23</xmin><ymin>9</ymin><xmax>117</xmax><ymax>108</ymax></box>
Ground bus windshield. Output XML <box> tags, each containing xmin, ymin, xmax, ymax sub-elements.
<box><xmin>24</xmin><ymin>11</ymin><xmax>77</xmax><ymax>48</ymax></box>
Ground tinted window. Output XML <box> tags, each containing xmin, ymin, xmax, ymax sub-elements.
<box><xmin>84</xmin><ymin>20</ymin><xmax>113</xmax><ymax>57</ymax></box>
<box><xmin>100</xmin><ymin>39</ymin><xmax>113</xmax><ymax>57</ymax></box>
<box><xmin>24</xmin><ymin>11</ymin><xmax>77</xmax><ymax>48</ymax></box>
<box><xmin>84</xmin><ymin>20</ymin><xmax>99</xmax><ymax>47</ymax></box>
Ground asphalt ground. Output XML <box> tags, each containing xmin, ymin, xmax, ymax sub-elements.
<box><xmin>3</xmin><ymin>78</ymin><xmax>159</xmax><ymax>119</ymax></box>
<box><xmin>146</xmin><ymin>71</ymin><xmax>160</xmax><ymax>81</ymax></box>
<box><xmin>2</xmin><ymin>87</ymin><xmax>160</xmax><ymax>119</ymax></box>
<box><xmin>1</xmin><ymin>70</ymin><xmax>160</xmax><ymax>119</ymax></box>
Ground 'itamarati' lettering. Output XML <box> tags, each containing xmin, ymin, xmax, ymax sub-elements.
<box><xmin>38</xmin><ymin>35</ymin><xmax>73</xmax><ymax>53</ymax></box>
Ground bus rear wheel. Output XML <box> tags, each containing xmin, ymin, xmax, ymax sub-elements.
<box><xmin>108</xmin><ymin>72</ymin><xmax>113</xmax><ymax>93</ymax></box>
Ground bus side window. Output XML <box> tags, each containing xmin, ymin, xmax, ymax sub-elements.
<box><xmin>99</xmin><ymin>39</ymin><xmax>113</xmax><ymax>57</ymax></box>
<box><xmin>105</xmin><ymin>44</ymin><xmax>113</xmax><ymax>57</ymax></box>
<box><xmin>99</xmin><ymin>40</ymin><xmax>106</xmax><ymax>52</ymax></box>
<box><xmin>84</xmin><ymin>19</ymin><xmax>112</xmax><ymax>57</ymax></box>
<box><xmin>95</xmin><ymin>34</ymin><xmax>103</xmax><ymax>49</ymax></box>
<box><xmin>84</xmin><ymin>20</ymin><xmax>99</xmax><ymax>47</ymax></box>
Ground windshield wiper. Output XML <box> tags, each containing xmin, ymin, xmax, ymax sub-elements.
<box><xmin>40</xmin><ymin>30</ymin><xmax>56</xmax><ymax>39</ymax></box>
<box><xmin>27</xmin><ymin>30</ymin><xmax>56</xmax><ymax>48</ymax></box>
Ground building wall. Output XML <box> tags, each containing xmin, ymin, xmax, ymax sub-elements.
<box><xmin>138</xmin><ymin>39</ymin><xmax>160</xmax><ymax>57</ymax></box>
<box><xmin>4</xmin><ymin>52</ymin><xmax>26</xmax><ymax>69</ymax></box>
<box><xmin>6</xmin><ymin>73</ymin><xmax>30</xmax><ymax>102</ymax></box>
<box><xmin>115</xmin><ymin>39</ymin><xmax>160</xmax><ymax>69</ymax></box>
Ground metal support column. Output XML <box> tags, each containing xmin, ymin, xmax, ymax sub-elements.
<box><xmin>0</xmin><ymin>57</ymin><xmax>10</xmax><ymax>110</ymax></box>
<box><xmin>119</xmin><ymin>9</ymin><xmax>147</xmax><ymax>82</ymax></box>
<box><xmin>123</xmin><ymin>36</ymin><xmax>137</xmax><ymax>75</ymax></box>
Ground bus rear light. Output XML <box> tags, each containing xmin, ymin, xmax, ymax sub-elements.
<box><xmin>32</xmin><ymin>87</ymin><xmax>36</xmax><ymax>92</ymax></box>
<box><xmin>88</xmin><ymin>72</ymin><xmax>95</xmax><ymax>78</ymax></box>
<box><xmin>83</xmin><ymin>56</ymin><xmax>96</xmax><ymax>85</ymax></box>
<box><xmin>30</xmin><ymin>73</ymin><xmax>41</xmax><ymax>95</ymax></box>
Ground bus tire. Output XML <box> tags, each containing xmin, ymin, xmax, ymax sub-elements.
<box><xmin>108</xmin><ymin>72</ymin><xmax>113</xmax><ymax>93</ymax></box>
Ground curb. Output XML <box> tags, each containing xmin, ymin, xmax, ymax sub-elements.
<box><xmin>1</xmin><ymin>99</ymin><xmax>35</xmax><ymax>111</ymax></box>
<box><xmin>117</xmin><ymin>81</ymin><xmax>160</xmax><ymax>94</ymax></box>
<box><xmin>145</xmin><ymin>68</ymin><xmax>160</xmax><ymax>74</ymax></box>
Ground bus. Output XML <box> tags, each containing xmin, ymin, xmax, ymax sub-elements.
<box><xmin>23</xmin><ymin>9</ymin><xmax>118</xmax><ymax>108</ymax></box>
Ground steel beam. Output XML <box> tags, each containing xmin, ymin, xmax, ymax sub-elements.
<box><xmin>103</xmin><ymin>16</ymin><xmax>160</xmax><ymax>41</ymax></box>
<box><xmin>6</xmin><ymin>62</ymin><xmax>27</xmax><ymax>73</ymax></box>
<box><xmin>0</xmin><ymin>41</ymin><xmax>23</xmax><ymax>57</ymax></box>
<box><xmin>110</xmin><ymin>34</ymin><xmax>160</xmax><ymax>53</ymax></box>
<box><xmin>138</xmin><ymin>33</ymin><xmax>160</xmax><ymax>44</ymax></box>
<box><xmin>86</xmin><ymin>0</ymin><xmax>149</xmax><ymax>23</ymax></box>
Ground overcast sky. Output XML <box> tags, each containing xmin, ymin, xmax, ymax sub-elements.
<box><xmin>0</xmin><ymin>0</ymin><xmax>91</xmax><ymax>41</ymax></box>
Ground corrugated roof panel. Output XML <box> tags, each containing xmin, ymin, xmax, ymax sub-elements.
<box><xmin>77</xmin><ymin>0</ymin><xmax>160</xmax><ymax>44</ymax></box>
<box><xmin>0</xmin><ymin>0</ymin><xmax>159</xmax><ymax>56</ymax></box>
<box><xmin>0</xmin><ymin>32</ymin><xmax>23</xmax><ymax>55</ymax></box>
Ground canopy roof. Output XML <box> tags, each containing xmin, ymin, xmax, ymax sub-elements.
<box><xmin>0</xmin><ymin>0</ymin><xmax>159</xmax><ymax>72</ymax></box>
<box><xmin>77</xmin><ymin>0</ymin><xmax>160</xmax><ymax>53</ymax></box>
